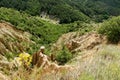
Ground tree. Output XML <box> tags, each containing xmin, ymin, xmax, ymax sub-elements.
<box><xmin>26</xmin><ymin>0</ymin><xmax>41</xmax><ymax>15</ymax></box>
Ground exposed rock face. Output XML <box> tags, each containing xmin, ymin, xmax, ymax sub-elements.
<box><xmin>52</xmin><ymin>32</ymin><xmax>107</xmax><ymax>67</ymax></box>
<box><xmin>51</xmin><ymin>32</ymin><xmax>77</xmax><ymax>52</ymax></box>
<box><xmin>0</xmin><ymin>22</ymin><xmax>33</xmax><ymax>55</ymax></box>
<box><xmin>54</xmin><ymin>32</ymin><xmax>106</xmax><ymax>53</ymax></box>
<box><xmin>65</xmin><ymin>32</ymin><xmax>106</xmax><ymax>53</ymax></box>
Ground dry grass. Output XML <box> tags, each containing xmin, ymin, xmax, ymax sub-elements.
<box><xmin>78</xmin><ymin>45</ymin><xmax>120</xmax><ymax>80</ymax></box>
<box><xmin>5</xmin><ymin>65</ymin><xmax>81</xmax><ymax>80</ymax></box>
<box><xmin>1</xmin><ymin>45</ymin><xmax>120</xmax><ymax>80</ymax></box>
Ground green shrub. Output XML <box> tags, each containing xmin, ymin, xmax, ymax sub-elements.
<box><xmin>56</xmin><ymin>46</ymin><xmax>72</xmax><ymax>65</ymax></box>
<box><xmin>98</xmin><ymin>16</ymin><xmax>120</xmax><ymax>43</ymax></box>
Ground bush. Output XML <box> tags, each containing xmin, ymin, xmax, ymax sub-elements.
<box><xmin>98</xmin><ymin>16</ymin><xmax>120</xmax><ymax>43</ymax></box>
<box><xmin>56</xmin><ymin>46</ymin><xmax>72</xmax><ymax>65</ymax></box>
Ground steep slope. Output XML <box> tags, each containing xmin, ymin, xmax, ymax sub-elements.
<box><xmin>0</xmin><ymin>7</ymin><xmax>71</xmax><ymax>48</ymax></box>
<box><xmin>53</xmin><ymin>31</ymin><xmax>120</xmax><ymax>80</ymax></box>
<box><xmin>0</xmin><ymin>22</ymin><xmax>34</xmax><ymax>78</ymax></box>
<box><xmin>0</xmin><ymin>30</ymin><xmax>120</xmax><ymax>80</ymax></box>
<box><xmin>0</xmin><ymin>21</ymin><xmax>33</xmax><ymax>55</ymax></box>
<box><xmin>53</xmin><ymin>32</ymin><xmax>106</xmax><ymax>53</ymax></box>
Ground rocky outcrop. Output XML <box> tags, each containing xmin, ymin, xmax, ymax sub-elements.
<box><xmin>51</xmin><ymin>32</ymin><xmax>77</xmax><ymax>52</ymax></box>
<box><xmin>65</xmin><ymin>32</ymin><xmax>106</xmax><ymax>53</ymax></box>
<box><xmin>0</xmin><ymin>22</ymin><xmax>33</xmax><ymax>55</ymax></box>
<box><xmin>53</xmin><ymin>32</ymin><xmax>106</xmax><ymax>53</ymax></box>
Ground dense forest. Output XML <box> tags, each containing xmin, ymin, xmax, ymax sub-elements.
<box><xmin>0</xmin><ymin>0</ymin><xmax>120</xmax><ymax>23</ymax></box>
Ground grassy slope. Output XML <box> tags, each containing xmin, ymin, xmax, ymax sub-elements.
<box><xmin>78</xmin><ymin>45</ymin><xmax>120</xmax><ymax>80</ymax></box>
<box><xmin>0</xmin><ymin>7</ymin><xmax>70</xmax><ymax>53</ymax></box>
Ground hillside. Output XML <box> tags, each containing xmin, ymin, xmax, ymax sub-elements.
<box><xmin>1</xmin><ymin>30</ymin><xmax>120</xmax><ymax>80</ymax></box>
<box><xmin>0</xmin><ymin>21</ymin><xmax>34</xmax><ymax>56</ymax></box>
<box><xmin>0</xmin><ymin>0</ymin><xmax>89</xmax><ymax>23</ymax></box>
<box><xmin>0</xmin><ymin>0</ymin><xmax>120</xmax><ymax>80</ymax></box>
<box><xmin>65</xmin><ymin>0</ymin><xmax>120</xmax><ymax>22</ymax></box>
<box><xmin>0</xmin><ymin>0</ymin><xmax>120</xmax><ymax>23</ymax></box>
<box><xmin>57</xmin><ymin>32</ymin><xmax>120</xmax><ymax>80</ymax></box>
<box><xmin>0</xmin><ymin>7</ymin><xmax>73</xmax><ymax>53</ymax></box>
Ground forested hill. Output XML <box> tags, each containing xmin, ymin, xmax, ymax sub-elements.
<box><xmin>0</xmin><ymin>0</ymin><xmax>89</xmax><ymax>23</ymax></box>
<box><xmin>0</xmin><ymin>0</ymin><xmax>120</xmax><ymax>23</ymax></box>
<box><xmin>65</xmin><ymin>0</ymin><xmax>120</xmax><ymax>22</ymax></box>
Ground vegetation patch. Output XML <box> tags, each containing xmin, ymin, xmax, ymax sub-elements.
<box><xmin>98</xmin><ymin>16</ymin><xmax>120</xmax><ymax>43</ymax></box>
<box><xmin>56</xmin><ymin>46</ymin><xmax>72</xmax><ymax>65</ymax></box>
